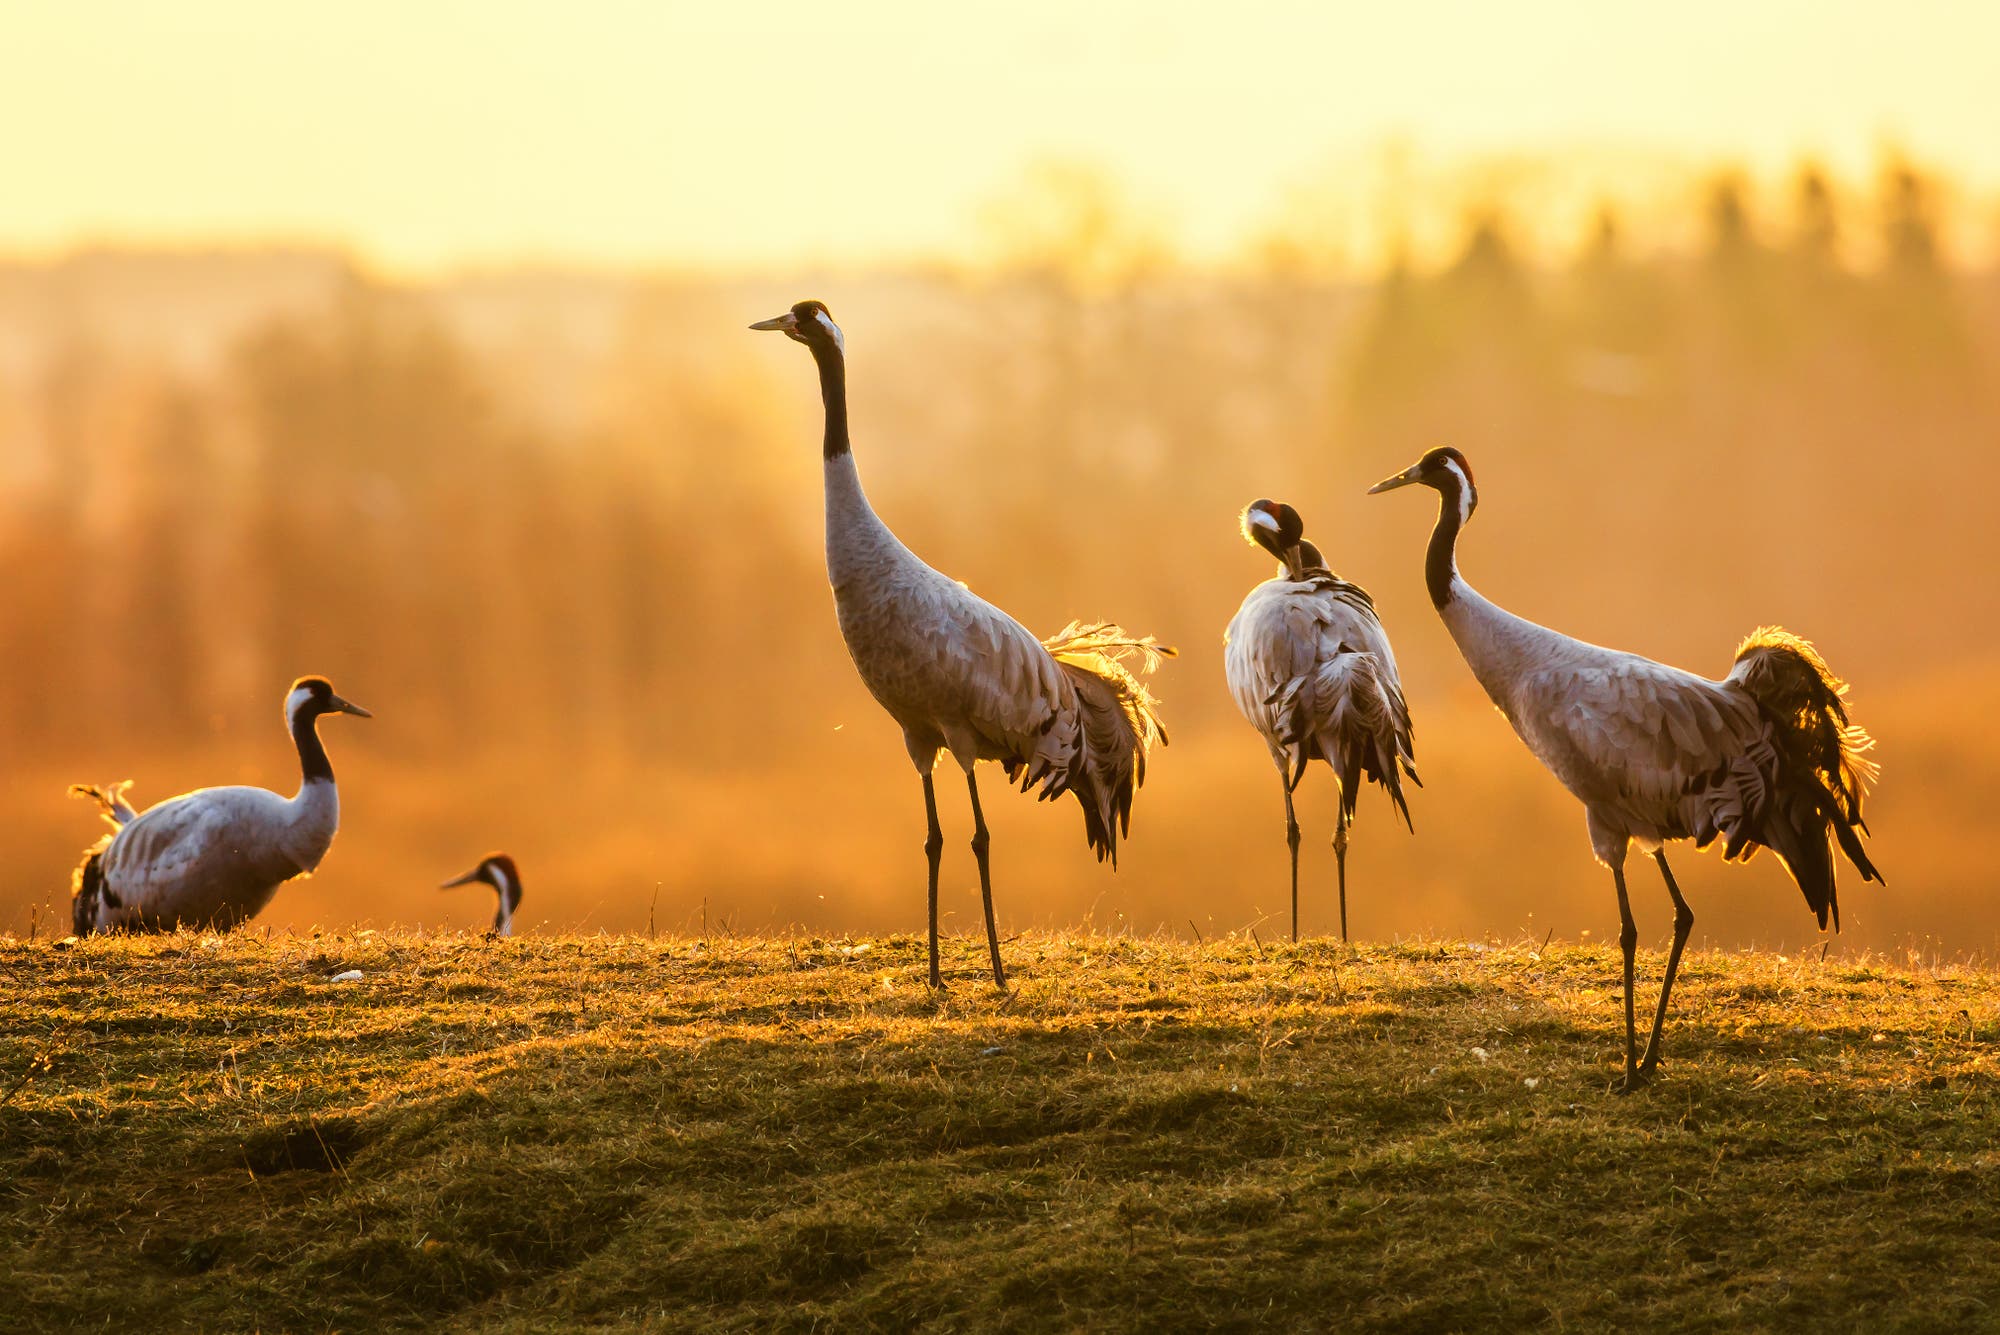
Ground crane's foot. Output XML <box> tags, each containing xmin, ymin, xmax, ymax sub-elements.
<box><xmin>1615</xmin><ymin>1068</ymin><xmax>1655</xmax><ymax>1096</ymax></box>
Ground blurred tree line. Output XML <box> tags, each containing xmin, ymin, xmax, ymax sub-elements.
<box><xmin>0</xmin><ymin>156</ymin><xmax>1992</xmax><ymax>780</ymax></box>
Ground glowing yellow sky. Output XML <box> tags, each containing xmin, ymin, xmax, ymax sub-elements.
<box><xmin>4</xmin><ymin>1</ymin><xmax>1995</xmax><ymax>273</ymax></box>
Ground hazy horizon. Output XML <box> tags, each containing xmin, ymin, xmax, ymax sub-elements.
<box><xmin>1</xmin><ymin>211</ymin><xmax>1991</xmax><ymax>954</ymax></box>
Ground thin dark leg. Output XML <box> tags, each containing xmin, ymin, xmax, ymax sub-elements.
<box><xmin>1639</xmin><ymin>850</ymin><xmax>1695</xmax><ymax>1074</ymax></box>
<box><xmin>1283</xmin><ymin>779</ymin><xmax>1301</xmax><ymax>944</ymax></box>
<box><xmin>1334</xmin><ymin>820</ymin><xmax>1351</xmax><ymax>944</ymax></box>
<box><xmin>966</xmin><ymin>771</ymin><xmax>1006</xmax><ymax>989</ymax></box>
<box><xmin>923</xmin><ymin>774</ymin><xmax>944</xmax><ymax>989</ymax></box>
<box><xmin>1613</xmin><ymin>864</ymin><xmax>1642</xmax><ymax>1093</ymax></box>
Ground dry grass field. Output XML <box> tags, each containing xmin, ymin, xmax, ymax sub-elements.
<box><xmin>4</xmin><ymin>930</ymin><xmax>1999</xmax><ymax>1331</ymax></box>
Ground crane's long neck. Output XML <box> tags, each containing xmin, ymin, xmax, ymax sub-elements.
<box><xmin>1423</xmin><ymin>472</ymin><xmax>1553</xmax><ymax>722</ymax></box>
<box><xmin>811</xmin><ymin>333</ymin><xmax>906</xmax><ymax>593</ymax></box>
<box><xmin>812</xmin><ymin>337</ymin><xmax>850</xmax><ymax>461</ymax></box>
<box><xmin>492</xmin><ymin>869</ymin><xmax>516</xmax><ymax>936</ymax></box>
<box><xmin>292</xmin><ymin>706</ymin><xmax>335</xmax><ymax>788</ymax></box>
<box><xmin>284</xmin><ymin>703</ymin><xmax>342</xmax><ymax>864</ymax></box>
<box><xmin>1426</xmin><ymin>473</ymin><xmax>1470</xmax><ymax>610</ymax></box>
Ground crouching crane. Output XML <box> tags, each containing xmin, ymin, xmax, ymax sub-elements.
<box><xmin>1370</xmin><ymin>447</ymin><xmax>1881</xmax><ymax>1091</ymax></box>
<box><xmin>1225</xmin><ymin>499</ymin><xmax>1418</xmax><ymax>942</ymax></box>
<box><xmin>69</xmin><ymin>676</ymin><xmax>371</xmax><ymax>934</ymax></box>
<box><xmin>751</xmin><ymin>299</ymin><xmax>1172</xmax><ymax>990</ymax></box>
<box><xmin>441</xmin><ymin>853</ymin><xmax>522</xmax><ymax>937</ymax></box>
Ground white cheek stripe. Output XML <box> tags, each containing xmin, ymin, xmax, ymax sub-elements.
<box><xmin>1442</xmin><ymin>461</ymin><xmax>1473</xmax><ymax>528</ymax></box>
<box><xmin>1247</xmin><ymin>508</ymin><xmax>1281</xmax><ymax>533</ymax></box>
<box><xmin>814</xmin><ymin>310</ymin><xmax>844</xmax><ymax>351</ymax></box>
<box><xmin>489</xmin><ymin>864</ymin><xmax>517</xmax><ymax>933</ymax></box>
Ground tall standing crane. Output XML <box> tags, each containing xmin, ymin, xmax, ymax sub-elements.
<box><xmin>1371</xmin><ymin>447</ymin><xmax>1880</xmax><ymax>1090</ymax></box>
<box><xmin>751</xmin><ymin>300</ymin><xmax>1172</xmax><ymax>989</ymax></box>
<box><xmin>1225</xmin><ymin>498</ymin><xmax>1417</xmax><ymax>941</ymax></box>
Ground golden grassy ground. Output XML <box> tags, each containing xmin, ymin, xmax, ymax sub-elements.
<box><xmin>4</xmin><ymin>930</ymin><xmax>1998</xmax><ymax>1332</ymax></box>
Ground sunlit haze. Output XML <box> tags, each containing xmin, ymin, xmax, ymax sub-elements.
<box><xmin>5</xmin><ymin>1</ymin><xmax>1998</xmax><ymax>272</ymax></box>
<box><xmin>0</xmin><ymin>4</ymin><xmax>1993</xmax><ymax>956</ymax></box>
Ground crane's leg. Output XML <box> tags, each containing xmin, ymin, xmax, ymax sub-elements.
<box><xmin>922</xmin><ymin>773</ymin><xmax>945</xmax><ymax>990</ymax></box>
<box><xmin>1334</xmin><ymin>819</ymin><xmax>1351</xmax><ymax>945</ymax></box>
<box><xmin>966</xmin><ymin>771</ymin><xmax>1006</xmax><ymax>990</ymax></box>
<box><xmin>1282</xmin><ymin>776</ymin><xmax>1301</xmax><ymax>944</ymax></box>
<box><xmin>1612</xmin><ymin>864</ymin><xmax>1643</xmax><ymax>1093</ymax></box>
<box><xmin>1639</xmin><ymin>851</ymin><xmax>1695</xmax><ymax>1075</ymax></box>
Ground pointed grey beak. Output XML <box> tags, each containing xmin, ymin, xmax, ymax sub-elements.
<box><xmin>330</xmin><ymin>695</ymin><xmax>372</xmax><ymax>718</ymax></box>
<box><xmin>1367</xmin><ymin>466</ymin><xmax>1421</xmax><ymax>495</ymax></box>
<box><xmin>441</xmin><ymin>866</ymin><xmax>487</xmax><ymax>889</ymax></box>
<box><xmin>748</xmin><ymin>312</ymin><xmax>798</xmax><ymax>332</ymax></box>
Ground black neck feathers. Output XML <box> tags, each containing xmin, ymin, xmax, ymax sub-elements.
<box><xmin>811</xmin><ymin>338</ymin><xmax>850</xmax><ymax>461</ymax></box>
<box><xmin>292</xmin><ymin>706</ymin><xmax>334</xmax><ymax>785</ymax></box>
<box><xmin>1426</xmin><ymin>474</ymin><xmax>1466</xmax><ymax>610</ymax></box>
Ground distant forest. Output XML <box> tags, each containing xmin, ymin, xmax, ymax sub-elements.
<box><xmin>1</xmin><ymin>161</ymin><xmax>1993</xmax><ymax>949</ymax></box>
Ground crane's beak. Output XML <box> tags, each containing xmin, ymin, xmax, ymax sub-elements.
<box><xmin>330</xmin><ymin>695</ymin><xmax>372</xmax><ymax>718</ymax></box>
<box><xmin>440</xmin><ymin>866</ymin><xmax>486</xmax><ymax>889</ymax></box>
<box><xmin>748</xmin><ymin>312</ymin><xmax>798</xmax><ymax>333</ymax></box>
<box><xmin>1367</xmin><ymin>465</ymin><xmax>1421</xmax><ymax>495</ymax></box>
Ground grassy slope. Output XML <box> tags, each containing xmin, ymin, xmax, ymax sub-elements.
<box><xmin>3</xmin><ymin>931</ymin><xmax>1998</xmax><ymax>1333</ymax></box>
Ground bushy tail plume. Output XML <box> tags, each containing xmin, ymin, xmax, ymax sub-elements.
<box><xmin>69</xmin><ymin>780</ymin><xmax>137</xmax><ymax>828</ymax></box>
<box><xmin>71</xmin><ymin>839</ymin><xmax>110</xmax><ymax>936</ymax></box>
<box><xmin>1035</xmin><ymin>621</ymin><xmax>1173</xmax><ymax>867</ymax></box>
<box><xmin>1724</xmin><ymin>627</ymin><xmax>1881</xmax><ymax>928</ymax></box>
<box><xmin>1290</xmin><ymin>652</ymin><xmax>1419</xmax><ymax>833</ymax></box>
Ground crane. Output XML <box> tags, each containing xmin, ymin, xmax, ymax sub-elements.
<box><xmin>1370</xmin><ymin>447</ymin><xmax>1880</xmax><ymax>1090</ymax></box>
<box><xmin>1224</xmin><ymin>498</ymin><xmax>1417</xmax><ymax>941</ymax></box>
<box><xmin>441</xmin><ymin>853</ymin><xmax>522</xmax><ymax>937</ymax></box>
<box><xmin>70</xmin><ymin>676</ymin><xmax>371</xmax><ymax>934</ymax></box>
<box><xmin>751</xmin><ymin>299</ymin><xmax>1171</xmax><ymax>989</ymax></box>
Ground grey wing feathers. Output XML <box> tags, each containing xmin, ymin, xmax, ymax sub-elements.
<box><xmin>1029</xmin><ymin>621</ymin><xmax>1173</xmax><ymax>866</ymax></box>
<box><xmin>1526</xmin><ymin>629</ymin><xmax>1880</xmax><ymax>930</ymax></box>
<box><xmin>1529</xmin><ymin>657</ymin><xmax>1754</xmax><ymax>813</ymax></box>
<box><xmin>98</xmin><ymin>797</ymin><xmax>235</xmax><ymax>923</ymax></box>
<box><xmin>93</xmin><ymin>787</ymin><xmax>306</xmax><ymax>931</ymax></box>
<box><xmin>1277</xmin><ymin>649</ymin><xmax>1418</xmax><ymax>830</ymax></box>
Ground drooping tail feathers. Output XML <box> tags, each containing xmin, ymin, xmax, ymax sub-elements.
<box><xmin>69</xmin><ymin>780</ymin><xmax>138</xmax><ymax>828</ymax></box>
<box><xmin>1029</xmin><ymin>620</ymin><xmax>1173</xmax><ymax>867</ymax></box>
<box><xmin>1721</xmin><ymin>627</ymin><xmax>1881</xmax><ymax>929</ymax></box>
<box><xmin>1272</xmin><ymin>652</ymin><xmax>1420</xmax><ymax>832</ymax></box>
<box><xmin>71</xmin><ymin>838</ymin><xmax>110</xmax><ymax>936</ymax></box>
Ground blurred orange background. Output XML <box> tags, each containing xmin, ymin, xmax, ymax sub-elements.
<box><xmin>1</xmin><ymin>6</ymin><xmax>1993</xmax><ymax>954</ymax></box>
